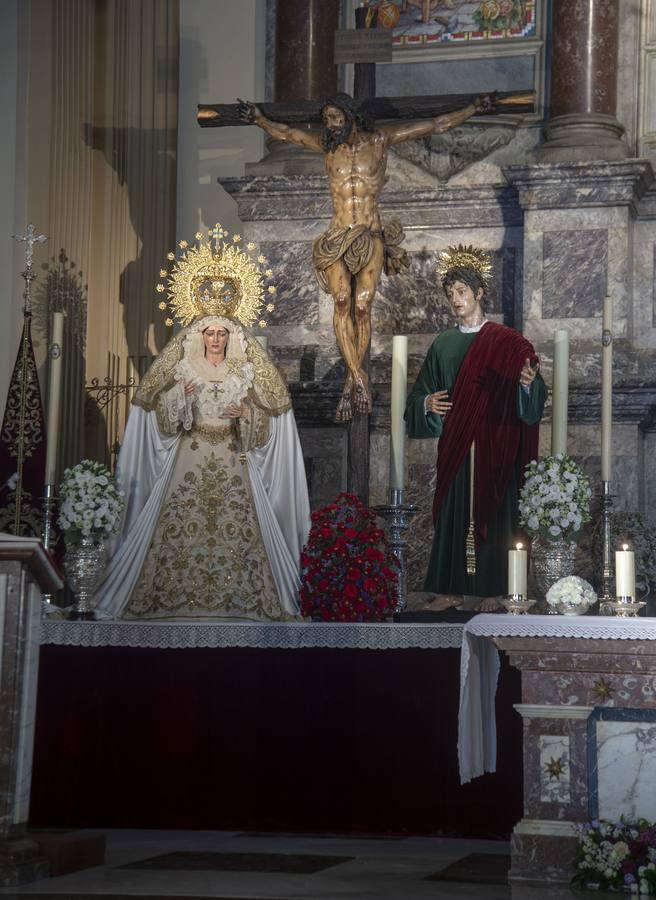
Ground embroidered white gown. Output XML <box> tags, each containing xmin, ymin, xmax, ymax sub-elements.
<box><xmin>94</xmin><ymin>318</ymin><xmax>310</xmax><ymax>620</ymax></box>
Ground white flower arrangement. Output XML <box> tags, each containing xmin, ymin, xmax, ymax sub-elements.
<box><xmin>546</xmin><ymin>575</ymin><xmax>597</xmax><ymax>610</ymax></box>
<box><xmin>519</xmin><ymin>454</ymin><xmax>592</xmax><ymax>541</ymax></box>
<box><xmin>573</xmin><ymin>819</ymin><xmax>656</xmax><ymax>894</ymax></box>
<box><xmin>58</xmin><ymin>459</ymin><xmax>124</xmax><ymax>543</ymax></box>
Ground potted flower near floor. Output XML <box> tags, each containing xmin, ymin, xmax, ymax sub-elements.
<box><xmin>58</xmin><ymin>459</ymin><xmax>124</xmax><ymax>619</ymax></box>
<box><xmin>518</xmin><ymin>455</ymin><xmax>592</xmax><ymax>601</ymax></box>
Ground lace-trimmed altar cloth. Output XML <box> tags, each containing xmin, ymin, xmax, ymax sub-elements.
<box><xmin>40</xmin><ymin>620</ymin><xmax>465</xmax><ymax>650</ymax></box>
<box><xmin>459</xmin><ymin>614</ymin><xmax>656</xmax><ymax>785</ymax></box>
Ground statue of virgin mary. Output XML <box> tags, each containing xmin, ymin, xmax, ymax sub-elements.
<box><xmin>94</xmin><ymin>229</ymin><xmax>310</xmax><ymax>620</ymax></box>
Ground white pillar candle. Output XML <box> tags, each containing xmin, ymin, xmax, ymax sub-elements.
<box><xmin>44</xmin><ymin>312</ymin><xmax>64</xmax><ymax>486</ymax></box>
<box><xmin>551</xmin><ymin>329</ymin><xmax>569</xmax><ymax>456</ymax></box>
<box><xmin>601</xmin><ymin>295</ymin><xmax>613</xmax><ymax>481</ymax></box>
<box><xmin>508</xmin><ymin>543</ymin><xmax>528</xmax><ymax>598</ymax></box>
<box><xmin>389</xmin><ymin>335</ymin><xmax>408</xmax><ymax>492</ymax></box>
<box><xmin>255</xmin><ymin>334</ymin><xmax>268</xmax><ymax>351</ymax></box>
<box><xmin>615</xmin><ymin>544</ymin><xmax>635</xmax><ymax>600</ymax></box>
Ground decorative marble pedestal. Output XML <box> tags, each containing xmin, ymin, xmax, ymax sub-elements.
<box><xmin>460</xmin><ymin>615</ymin><xmax>656</xmax><ymax>886</ymax></box>
<box><xmin>0</xmin><ymin>537</ymin><xmax>63</xmax><ymax>885</ymax></box>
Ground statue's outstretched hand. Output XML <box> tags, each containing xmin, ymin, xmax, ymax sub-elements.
<box><xmin>237</xmin><ymin>99</ymin><xmax>261</xmax><ymax>123</ymax></box>
<box><xmin>474</xmin><ymin>91</ymin><xmax>498</xmax><ymax>113</ymax></box>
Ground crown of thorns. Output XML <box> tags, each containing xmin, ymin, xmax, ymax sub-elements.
<box><xmin>437</xmin><ymin>245</ymin><xmax>493</xmax><ymax>287</ymax></box>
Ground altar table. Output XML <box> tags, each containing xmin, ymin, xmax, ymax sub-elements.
<box><xmin>31</xmin><ymin>620</ymin><xmax>523</xmax><ymax>838</ymax></box>
<box><xmin>459</xmin><ymin>614</ymin><xmax>656</xmax><ymax>884</ymax></box>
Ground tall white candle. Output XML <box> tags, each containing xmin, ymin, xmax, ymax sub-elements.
<box><xmin>389</xmin><ymin>335</ymin><xmax>408</xmax><ymax>492</ymax></box>
<box><xmin>601</xmin><ymin>295</ymin><xmax>613</xmax><ymax>481</ymax></box>
<box><xmin>615</xmin><ymin>544</ymin><xmax>635</xmax><ymax>600</ymax></box>
<box><xmin>44</xmin><ymin>312</ymin><xmax>64</xmax><ymax>486</ymax></box>
<box><xmin>508</xmin><ymin>543</ymin><xmax>527</xmax><ymax>598</ymax></box>
<box><xmin>551</xmin><ymin>329</ymin><xmax>569</xmax><ymax>456</ymax></box>
<box><xmin>255</xmin><ymin>334</ymin><xmax>268</xmax><ymax>351</ymax></box>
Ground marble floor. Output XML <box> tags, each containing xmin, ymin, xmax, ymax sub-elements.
<box><xmin>0</xmin><ymin>829</ymin><xmax>591</xmax><ymax>900</ymax></box>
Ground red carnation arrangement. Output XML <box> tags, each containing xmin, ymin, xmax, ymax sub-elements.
<box><xmin>300</xmin><ymin>492</ymin><xmax>399</xmax><ymax>622</ymax></box>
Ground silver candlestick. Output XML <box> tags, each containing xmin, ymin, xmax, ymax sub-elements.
<box><xmin>374</xmin><ymin>488</ymin><xmax>417</xmax><ymax>613</ymax></box>
<box><xmin>599</xmin><ymin>480</ymin><xmax>614</xmax><ymax>615</ymax></box>
<box><xmin>41</xmin><ymin>484</ymin><xmax>57</xmax><ymax>610</ymax></box>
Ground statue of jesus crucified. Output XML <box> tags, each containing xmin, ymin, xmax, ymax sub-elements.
<box><xmin>238</xmin><ymin>91</ymin><xmax>497</xmax><ymax>421</ymax></box>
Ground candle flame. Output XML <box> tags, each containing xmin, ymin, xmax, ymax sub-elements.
<box><xmin>516</xmin><ymin>543</ymin><xmax>523</xmax><ymax>550</ymax></box>
<box><xmin>622</xmin><ymin>543</ymin><xmax>629</xmax><ymax>551</ymax></box>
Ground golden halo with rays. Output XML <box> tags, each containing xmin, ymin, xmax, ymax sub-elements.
<box><xmin>436</xmin><ymin>244</ymin><xmax>493</xmax><ymax>288</ymax></box>
<box><xmin>155</xmin><ymin>223</ymin><xmax>276</xmax><ymax>328</ymax></box>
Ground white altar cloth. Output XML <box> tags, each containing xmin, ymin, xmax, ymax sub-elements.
<box><xmin>40</xmin><ymin>620</ymin><xmax>464</xmax><ymax>651</ymax></box>
<box><xmin>459</xmin><ymin>614</ymin><xmax>656</xmax><ymax>785</ymax></box>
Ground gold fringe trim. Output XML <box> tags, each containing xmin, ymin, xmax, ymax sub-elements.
<box><xmin>466</xmin><ymin>441</ymin><xmax>476</xmax><ymax>576</ymax></box>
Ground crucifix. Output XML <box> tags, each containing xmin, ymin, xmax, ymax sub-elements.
<box><xmin>12</xmin><ymin>224</ymin><xmax>47</xmax><ymax>313</ymax></box>
<box><xmin>199</xmin><ymin>16</ymin><xmax>533</xmax><ymax>502</ymax></box>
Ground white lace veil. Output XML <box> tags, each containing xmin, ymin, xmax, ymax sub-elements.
<box><xmin>181</xmin><ymin>315</ymin><xmax>248</xmax><ymax>363</ymax></box>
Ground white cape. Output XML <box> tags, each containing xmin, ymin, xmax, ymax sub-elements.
<box><xmin>95</xmin><ymin>407</ymin><xmax>310</xmax><ymax>618</ymax></box>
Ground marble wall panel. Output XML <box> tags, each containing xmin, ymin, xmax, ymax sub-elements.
<box><xmin>257</xmin><ymin>241</ymin><xmax>319</xmax><ymax>325</ymax></box>
<box><xmin>372</xmin><ymin>247</ymin><xmax>519</xmax><ymax>335</ymax></box>
<box><xmin>522</xmin><ymin>718</ymin><xmax>588</xmax><ymax>823</ymax></box>
<box><xmin>542</xmin><ymin>229</ymin><xmax>608</xmax><ymax>319</ymax></box>
<box><xmin>520</xmin><ymin>665</ymin><xmax>656</xmax><ymax>708</ymax></box>
<box><xmin>369</xmin><ymin>432</ymin><xmax>389</xmax><ymax>507</ymax></box>
<box><xmin>298</xmin><ymin>427</ymin><xmax>347</xmax><ymax>509</ymax></box>
<box><xmin>539</xmin><ymin>735</ymin><xmax>571</xmax><ymax>804</ymax></box>
<box><xmin>595</xmin><ymin>718</ymin><xmax>656</xmax><ymax>821</ymax></box>
<box><xmin>653</xmin><ymin>243</ymin><xmax>656</xmax><ymax>328</ymax></box>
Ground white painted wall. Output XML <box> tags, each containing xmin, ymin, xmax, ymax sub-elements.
<box><xmin>0</xmin><ymin>0</ymin><xmax>28</xmax><ymax>409</ymax></box>
<box><xmin>176</xmin><ymin>0</ymin><xmax>266</xmax><ymax>242</ymax></box>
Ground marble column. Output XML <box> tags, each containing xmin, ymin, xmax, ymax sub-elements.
<box><xmin>0</xmin><ymin>539</ymin><xmax>62</xmax><ymax>885</ymax></box>
<box><xmin>247</xmin><ymin>0</ymin><xmax>340</xmax><ymax>174</ymax></box>
<box><xmin>274</xmin><ymin>0</ymin><xmax>338</xmax><ymax>103</ymax></box>
<box><xmin>536</xmin><ymin>0</ymin><xmax>629</xmax><ymax>162</ymax></box>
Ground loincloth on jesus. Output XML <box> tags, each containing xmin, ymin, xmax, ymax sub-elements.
<box><xmin>312</xmin><ymin>221</ymin><xmax>409</xmax><ymax>293</ymax></box>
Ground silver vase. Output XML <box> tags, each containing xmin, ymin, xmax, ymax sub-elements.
<box><xmin>531</xmin><ymin>536</ymin><xmax>577</xmax><ymax>601</ymax></box>
<box><xmin>64</xmin><ymin>536</ymin><xmax>107</xmax><ymax>620</ymax></box>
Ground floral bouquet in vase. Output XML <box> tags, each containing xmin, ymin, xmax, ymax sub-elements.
<box><xmin>300</xmin><ymin>493</ymin><xmax>399</xmax><ymax>622</ymax></box>
<box><xmin>58</xmin><ymin>459</ymin><xmax>124</xmax><ymax>617</ymax></box>
<box><xmin>519</xmin><ymin>455</ymin><xmax>592</xmax><ymax>599</ymax></box>
<box><xmin>546</xmin><ymin>576</ymin><xmax>597</xmax><ymax>616</ymax></box>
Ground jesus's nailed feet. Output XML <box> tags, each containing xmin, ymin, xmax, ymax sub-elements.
<box><xmin>352</xmin><ymin>372</ymin><xmax>372</xmax><ymax>416</ymax></box>
<box><xmin>335</xmin><ymin>386</ymin><xmax>354</xmax><ymax>422</ymax></box>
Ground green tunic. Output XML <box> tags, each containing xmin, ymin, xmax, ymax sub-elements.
<box><xmin>405</xmin><ymin>327</ymin><xmax>547</xmax><ymax>596</ymax></box>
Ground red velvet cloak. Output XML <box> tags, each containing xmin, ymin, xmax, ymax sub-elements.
<box><xmin>431</xmin><ymin>322</ymin><xmax>540</xmax><ymax>544</ymax></box>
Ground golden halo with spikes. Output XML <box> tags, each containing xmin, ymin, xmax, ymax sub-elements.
<box><xmin>155</xmin><ymin>223</ymin><xmax>276</xmax><ymax>328</ymax></box>
<box><xmin>436</xmin><ymin>244</ymin><xmax>493</xmax><ymax>288</ymax></box>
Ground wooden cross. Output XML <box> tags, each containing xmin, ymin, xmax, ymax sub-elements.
<box><xmin>198</xmin><ymin>15</ymin><xmax>533</xmax><ymax>504</ymax></box>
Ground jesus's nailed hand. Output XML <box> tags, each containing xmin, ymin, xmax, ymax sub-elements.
<box><xmin>474</xmin><ymin>91</ymin><xmax>498</xmax><ymax>113</ymax></box>
<box><xmin>237</xmin><ymin>99</ymin><xmax>260</xmax><ymax>123</ymax></box>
